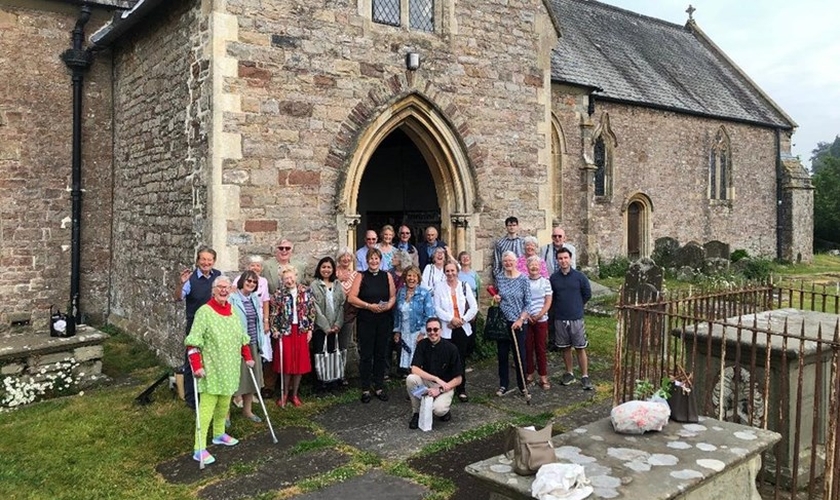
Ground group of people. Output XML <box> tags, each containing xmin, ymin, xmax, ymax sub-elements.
<box><xmin>174</xmin><ymin>219</ymin><xmax>592</xmax><ymax>463</ymax></box>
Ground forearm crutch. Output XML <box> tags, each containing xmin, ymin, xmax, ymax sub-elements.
<box><xmin>249</xmin><ymin>365</ymin><xmax>278</xmax><ymax>444</ymax></box>
<box><xmin>191</xmin><ymin>366</ymin><xmax>205</xmax><ymax>469</ymax></box>
<box><xmin>510</xmin><ymin>324</ymin><xmax>531</xmax><ymax>405</ymax></box>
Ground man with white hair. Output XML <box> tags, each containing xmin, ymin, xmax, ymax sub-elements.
<box><xmin>542</xmin><ymin>226</ymin><xmax>577</xmax><ymax>274</ymax></box>
<box><xmin>356</xmin><ymin>230</ymin><xmax>378</xmax><ymax>271</ymax></box>
<box><xmin>262</xmin><ymin>238</ymin><xmax>306</xmax><ymax>293</ymax></box>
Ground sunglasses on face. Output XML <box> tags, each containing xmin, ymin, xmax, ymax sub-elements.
<box><xmin>426</xmin><ymin>327</ymin><xmax>441</xmax><ymax>333</ymax></box>
<box><xmin>552</xmin><ymin>235</ymin><xmax>565</xmax><ymax>239</ymax></box>
<box><xmin>245</xmin><ymin>279</ymin><xmax>258</xmax><ymax>284</ymax></box>
<box><xmin>277</xmin><ymin>246</ymin><xmax>291</xmax><ymax>251</ymax></box>
<box><xmin>399</xmin><ymin>232</ymin><xmax>410</xmax><ymax>235</ymax></box>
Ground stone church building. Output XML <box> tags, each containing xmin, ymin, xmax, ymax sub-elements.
<box><xmin>0</xmin><ymin>0</ymin><xmax>812</xmax><ymax>360</ymax></box>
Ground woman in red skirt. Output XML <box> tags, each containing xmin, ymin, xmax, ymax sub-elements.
<box><xmin>269</xmin><ymin>265</ymin><xmax>315</xmax><ymax>407</ymax></box>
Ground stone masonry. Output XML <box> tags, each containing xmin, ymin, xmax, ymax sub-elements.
<box><xmin>0</xmin><ymin>1</ymin><xmax>113</xmax><ymax>330</ymax></box>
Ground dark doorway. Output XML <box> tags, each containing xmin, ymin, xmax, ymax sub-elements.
<box><xmin>627</xmin><ymin>201</ymin><xmax>642</xmax><ymax>260</ymax></box>
<box><xmin>356</xmin><ymin>128</ymin><xmax>440</xmax><ymax>247</ymax></box>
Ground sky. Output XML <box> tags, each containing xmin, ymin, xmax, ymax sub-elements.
<box><xmin>596</xmin><ymin>0</ymin><xmax>840</xmax><ymax>169</ymax></box>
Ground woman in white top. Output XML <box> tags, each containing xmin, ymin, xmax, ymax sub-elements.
<box><xmin>434</xmin><ymin>261</ymin><xmax>478</xmax><ymax>401</ymax></box>
<box><xmin>421</xmin><ymin>247</ymin><xmax>448</xmax><ymax>295</ymax></box>
<box><xmin>525</xmin><ymin>255</ymin><xmax>553</xmax><ymax>389</ymax></box>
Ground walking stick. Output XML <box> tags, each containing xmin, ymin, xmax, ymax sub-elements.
<box><xmin>510</xmin><ymin>324</ymin><xmax>531</xmax><ymax>405</ymax></box>
<box><xmin>248</xmin><ymin>365</ymin><xmax>278</xmax><ymax>443</ymax></box>
<box><xmin>278</xmin><ymin>334</ymin><xmax>285</xmax><ymax>407</ymax></box>
<box><xmin>191</xmin><ymin>366</ymin><xmax>204</xmax><ymax>469</ymax></box>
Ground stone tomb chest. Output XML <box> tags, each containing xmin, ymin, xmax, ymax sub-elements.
<box><xmin>678</xmin><ymin>308</ymin><xmax>839</xmax><ymax>487</ymax></box>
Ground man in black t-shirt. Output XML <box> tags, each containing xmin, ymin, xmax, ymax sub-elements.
<box><xmin>405</xmin><ymin>317</ymin><xmax>463</xmax><ymax>429</ymax></box>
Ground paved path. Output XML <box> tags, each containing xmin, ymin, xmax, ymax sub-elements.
<box><xmin>158</xmin><ymin>351</ymin><xmax>612</xmax><ymax>499</ymax></box>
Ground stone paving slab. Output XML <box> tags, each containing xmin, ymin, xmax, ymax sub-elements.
<box><xmin>290</xmin><ymin>470</ymin><xmax>429</xmax><ymax>500</ymax></box>
<box><xmin>315</xmin><ymin>388</ymin><xmax>509</xmax><ymax>460</ymax></box>
<box><xmin>198</xmin><ymin>448</ymin><xmax>351</xmax><ymax>500</ymax></box>
<box><xmin>156</xmin><ymin>426</ymin><xmax>315</xmax><ymax>485</ymax></box>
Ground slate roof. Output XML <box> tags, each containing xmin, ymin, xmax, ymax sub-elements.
<box><xmin>548</xmin><ymin>0</ymin><xmax>794</xmax><ymax>128</ymax></box>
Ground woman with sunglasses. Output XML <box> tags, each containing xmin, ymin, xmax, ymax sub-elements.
<box><xmin>229</xmin><ymin>270</ymin><xmax>272</xmax><ymax>422</ymax></box>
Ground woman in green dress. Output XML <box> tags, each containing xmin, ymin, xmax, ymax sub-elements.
<box><xmin>185</xmin><ymin>275</ymin><xmax>255</xmax><ymax>465</ymax></box>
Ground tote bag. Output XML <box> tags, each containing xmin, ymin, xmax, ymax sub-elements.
<box><xmin>314</xmin><ymin>335</ymin><xmax>346</xmax><ymax>382</ymax></box>
<box><xmin>483</xmin><ymin>305</ymin><xmax>509</xmax><ymax>341</ymax></box>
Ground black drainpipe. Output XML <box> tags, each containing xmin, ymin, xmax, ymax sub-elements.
<box><xmin>60</xmin><ymin>6</ymin><xmax>94</xmax><ymax>335</ymax></box>
<box><xmin>774</xmin><ymin>129</ymin><xmax>783</xmax><ymax>261</ymax></box>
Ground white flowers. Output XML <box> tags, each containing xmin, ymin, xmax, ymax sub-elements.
<box><xmin>1</xmin><ymin>357</ymin><xmax>82</xmax><ymax>410</ymax></box>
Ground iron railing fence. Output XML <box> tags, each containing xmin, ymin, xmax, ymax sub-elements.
<box><xmin>614</xmin><ymin>280</ymin><xmax>840</xmax><ymax>499</ymax></box>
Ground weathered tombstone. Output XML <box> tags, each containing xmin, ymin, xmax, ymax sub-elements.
<box><xmin>703</xmin><ymin>257</ymin><xmax>730</xmax><ymax>275</ymax></box>
<box><xmin>704</xmin><ymin>240</ymin><xmax>731</xmax><ymax>260</ymax></box>
<box><xmin>652</xmin><ymin>237</ymin><xmax>680</xmax><ymax>269</ymax></box>
<box><xmin>675</xmin><ymin>242</ymin><xmax>706</xmax><ymax>270</ymax></box>
<box><xmin>621</xmin><ymin>258</ymin><xmax>663</xmax><ymax>362</ymax></box>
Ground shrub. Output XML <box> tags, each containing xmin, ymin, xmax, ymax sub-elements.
<box><xmin>599</xmin><ymin>256</ymin><xmax>631</xmax><ymax>279</ymax></box>
<box><xmin>740</xmin><ymin>257</ymin><xmax>773</xmax><ymax>281</ymax></box>
<box><xmin>730</xmin><ymin>249</ymin><xmax>749</xmax><ymax>263</ymax></box>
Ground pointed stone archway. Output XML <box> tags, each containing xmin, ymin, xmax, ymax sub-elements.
<box><xmin>335</xmin><ymin>92</ymin><xmax>477</xmax><ymax>258</ymax></box>
<box><xmin>624</xmin><ymin>192</ymin><xmax>653</xmax><ymax>259</ymax></box>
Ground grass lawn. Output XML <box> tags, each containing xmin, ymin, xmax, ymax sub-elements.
<box><xmin>2</xmin><ymin>254</ymin><xmax>837</xmax><ymax>499</ymax></box>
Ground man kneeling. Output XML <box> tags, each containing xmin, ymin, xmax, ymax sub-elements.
<box><xmin>406</xmin><ymin>317</ymin><xmax>463</xmax><ymax>429</ymax></box>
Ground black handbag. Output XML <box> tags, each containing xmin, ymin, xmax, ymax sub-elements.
<box><xmin>483</xmin><ymin>305</ymin><xmax>509</xmax><ymax>341</ymax></box>
<box><xmin>49</xmin><ymin>305</ymin><xmax>73</xmax><ymax>338</ymax></box>
<box><xmin>668</xmin><ymin>385</ymin><xmax>698</xmax><ymax>423</ymax></box>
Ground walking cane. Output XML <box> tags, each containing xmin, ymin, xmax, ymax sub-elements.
<box><xmin>278</xmin><ymin>334</ymin><xmax>285</xmax><ymax>407</ymax></box>
<box><xmin>510</xmin><ymin>324</ymin><xmax>532</xmax><ymax>405</ymax></box>
<box><xmin>191</xmin><ymin>365</ymin><xmax>205</xmax><ymax>469</ymax></box>
<box><xmin>248</xmin><ymin>365</ymin><xmax>278</xmax><ymax>444</ymax></box>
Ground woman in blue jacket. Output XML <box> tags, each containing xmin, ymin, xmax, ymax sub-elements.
<box><xmin>393</xmin><ymin>266</ymin><xmax>435</xmax><ymax>375</ymax></box>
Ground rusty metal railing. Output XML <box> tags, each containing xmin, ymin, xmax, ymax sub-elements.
<box><xmin>614</xmin><ymin>280</ymin><xmax>840</xmax><ymax>498</ymax></box>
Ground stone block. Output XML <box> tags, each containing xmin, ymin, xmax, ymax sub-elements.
<box><xmin>73</xmin><ymin>345</ymin><xmax>104</xmax><ymax>363</ymax></box>
<box><xmin>1</xmin><ymin>362</ymin><xmax>24</xmax><ymax>376</ymax></box>
<box><xmin>30</xmin><ymin>351</ymin><xmax>75</xmax><ymax>368</ymax></box>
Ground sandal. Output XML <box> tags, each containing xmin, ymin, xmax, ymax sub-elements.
<box><xmin>525</xmin><ymin>375</ymin><xmax>535</xmax><ymax>385</ymax></box>
<box><xmin>540</xmin><ymin>379</ymin><xmax>551</xmax><ymax>390</ymax></box>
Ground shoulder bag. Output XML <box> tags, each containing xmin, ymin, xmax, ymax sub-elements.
<box><xmin>505</xmin><ymin>422</ymin><xmax>558</xmax><ymax>475</ymax></box>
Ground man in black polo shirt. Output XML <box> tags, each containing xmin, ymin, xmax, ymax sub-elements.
<box><xmin>405</xmin><ymin>317</ymin><xmax>463</xmax><ymax>429</ymax></box>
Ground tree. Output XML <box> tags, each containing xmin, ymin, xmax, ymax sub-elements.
<box><xmin>813</xmin><ymin>155</ymin><xmax>840</xmax><ymax>247</ymax></box>
<box><xmin>810</xmin><ymin>136</ymin><xmax>840</xmax><ymax>175</ymax></box>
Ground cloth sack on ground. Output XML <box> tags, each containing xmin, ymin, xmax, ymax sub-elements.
<box><xmin>313</xmin><ymin>337</ymin><xmax>345</xmax><ymax>382</ymax></box>
<box><xmin>531</xmin><ymin>463</ymin><xmax>593</xmax><ymax>500</ymax></box>
<box><xmin>610</xmin><ymin>399</ymin><xmax>671</xmax><ymax>434</ymax></box>
<box><xmin>505</xmin><ymin>423</ymin><xmax>558</xmax><ymax>475</ymax></box>
<box><xmin>418</xmin><ymin>395</ymin><xmax>434</xmax><ymax>432</ymax></box>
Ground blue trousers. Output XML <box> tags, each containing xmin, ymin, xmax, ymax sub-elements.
<box><xmin>496</xmin><ymin>323</ymin><xmax>526</xmax><ymax>391</ymax></box>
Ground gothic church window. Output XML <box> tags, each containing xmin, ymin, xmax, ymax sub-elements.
<box><xmin>592</xmin><ymin>113</ymin><xmax>617</xmax><ymax>199</ymax></box>
<box><xmin>709</xmin><ymin>126</ymin><xmax>732</xmax><ymax>200</ymax></box>
<box><xmin>372</xmin><ymin>0</ymin><xmax>434</xmax><ymax>32</ymax></box>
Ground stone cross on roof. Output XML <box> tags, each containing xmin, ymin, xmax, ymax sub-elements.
<box><xmin>686</xmin><ymin>4</ymin><xmax>696</xmax><ymax>21</ymax></box>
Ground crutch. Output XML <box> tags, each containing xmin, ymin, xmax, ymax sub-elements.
<box><xmin>191</xmin><ymin>365</ymin><xmax>205</xmax><ymax>469</ymax></box>
<box><xmin>510</xmin><ymin>324</ymin><xmax>532</xmax><ymax>405</ymax></box>
<box><xmin>248</xmin><ymin>365</ymin><xmax>278</xmax><ymax>443</ymax></box>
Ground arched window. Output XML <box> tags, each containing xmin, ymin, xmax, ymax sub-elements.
<box><xmin>592</xmin><ymin>113</ymin><xmax>617</xmax><ymax>199</ymax></box>
<box><xmin>709</xmin><ymin>126</ymin><xmax>732</xmax><ymax>200</ymax></box>
<box><xmin>551</xmin><ymin>117</ymin><xmax>566</xmax><ymax>221</ymax></box>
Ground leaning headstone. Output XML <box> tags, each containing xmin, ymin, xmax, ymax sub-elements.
<box><xmin>676</xmin><ymin>266</ymin><xmax>696</xmax><ymax>282</ymax></box>
<box><xmin>621</xmin><ymin>258</ymin><xmax>663</xmax><ymax>357</ymax></box>
<box><xmin>703</xmin><ymin>258</ymin><xmax>730</xmax><ymax>275</ymax></box>
<box><xmin>704</xmin><ymin>240</ymin><xmax>731</xmax><ymax>260</ymax></box>
<box><xmin>675</xmin><ymin>242</ymin><xmax>706</xmax><ymax>270</ymax></box>
<box><xmin>652</xmin><ymin>237</ymin><xmax>680</xmax><ymax>269</ymax></box>
<box><xmin>621</xmin><ymin>258</ymin><xmax>663</xmax><ymax>303</ymax></box>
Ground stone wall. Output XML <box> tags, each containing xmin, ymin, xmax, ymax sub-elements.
<box><xmin>0</xmin><ymin>1</ymin><xmax>113</xmax><ymax>330</ymax></box>
<box><xmin>107</xmin><ymin>0</ymin><xmax>211</xmax><ymax>362</ymax></box>
<box><xmin>552</xmin><ymin>88</ymin><xmax>781</xmax><ymax>262</ymax></box>
<box><xmin>218</xmin><ymin>0</ymin><xmax>557</xmax><ymax>276</ymax></box>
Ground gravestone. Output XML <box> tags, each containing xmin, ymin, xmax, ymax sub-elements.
<box><xmin>675</xmin><ymin>242</ymin><xmax>706</xmax><ymax>270</ymax></box>
<box><xmin>703</xmin><ymin>258</ymin><xmax>730</xmax><ymax>275</ymax></box>
<box><xmin>704</xmin><ymin>240</ymin><xmax>731</xmax><ymax>260</ymax></box>
<box><xmin>652</xmin><ymin>237</ymin><xmax>680</xmax><ymax>268</ymax></box>
<box><xmin>622</xmin><ymin>259</ymin><xmax>663</xmax><ymax>357</ymax></box>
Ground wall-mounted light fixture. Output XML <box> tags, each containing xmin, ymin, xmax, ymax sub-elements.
<box><xmin>405</xmin><ymin>52</ymin><xmax>420</xmax><ymax>71</ymax></box>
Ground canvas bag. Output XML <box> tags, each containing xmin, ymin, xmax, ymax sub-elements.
<box><xmin>314</xmin><ymin>335</ymin><xmax>345</xmax><ymax>382</ymax></box>
<box><xmin>505</xmin><ymin>423</ymin><xmax>558</xmax><ymax>475</ymax></box>
<box><xmin>418</xmin><ymin>395</ymin><xmax>434</xmax><ymax>432</ymax></box>
<box><xmin>483</xmin><ymin>305</ymin><xmax>509</xmax><ymax>341</ymax></box>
